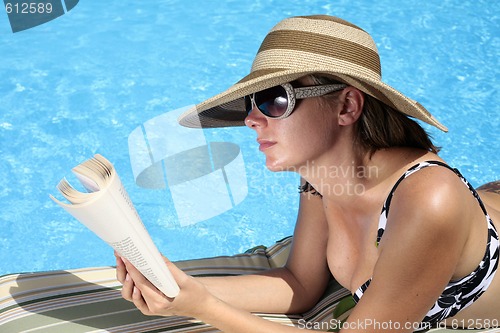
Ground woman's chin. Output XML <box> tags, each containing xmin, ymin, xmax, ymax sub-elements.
<box><xmin>265</xmin><ymin>159</ymin><xmax>291</xmax><ymax>173</ymax></box>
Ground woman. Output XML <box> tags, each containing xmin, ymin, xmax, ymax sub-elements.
<box><xmin>116</xmin><ymin>15</ymin><xmax>500</xmax><ymax>332</ymax></box>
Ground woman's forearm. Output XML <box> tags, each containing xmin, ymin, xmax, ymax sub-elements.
<box><xmin>121</xmin><ymin>257</ymin><xmax>312</xmax><ymax>332</ymax></box>
<box><xmin>199</xmin><ymin>295</ymin><xmax>307</xmax><ymax>333</ymax></box>
<box><xmin>198</xmin><ymin>267</ymin><xmax>317</xmax><ymax>314</ymax></box>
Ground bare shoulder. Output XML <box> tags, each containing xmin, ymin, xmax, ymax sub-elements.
<box><xmin>388</xmin><ymin>164</ymin><xmax>473</xmax><ymax>231</ymax></box>
<box><xmin>381</xmin><ymin>163</ymin><xmax>490</xmax><ymax>280</ymax></box>
<box><xmin>376</xmin><ymin>164</ymin><xmax>474</xmax><ymax>278</ymax></box>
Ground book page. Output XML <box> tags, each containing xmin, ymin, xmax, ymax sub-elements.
<box><xmin>50</xmin><ymin>155</ymin><xmax>179</xmax><ymax>297</ymax></box>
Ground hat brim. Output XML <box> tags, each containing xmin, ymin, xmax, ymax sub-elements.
<box><xmin>178</xmin><ymin>68</ymin><xmax>448</xmax><ymax>132</ymax></box>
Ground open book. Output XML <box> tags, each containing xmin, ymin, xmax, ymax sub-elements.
<box><xmin>50</xmin><ymin>154</ymin><xmax>180</xmax><ymax>297</ymax></box>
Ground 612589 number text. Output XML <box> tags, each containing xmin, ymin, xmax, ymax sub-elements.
<box><xmin>5</xmin><ymin>2</ymin><xmax>53</xmax><ymax>14</ymax></box>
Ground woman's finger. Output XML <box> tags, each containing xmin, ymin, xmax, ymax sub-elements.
<box><xmin>122</xmin><ymin>258</ymin><xmax>163</xmax><ymax>299</ymax></box>
<box><xmin>122</xmin><ymin>259</ymin><xmax>178</xmax><ymax>315</ymax></box>
<box><xmin>121</xmin><ymin>273</ymin><xmax>135</xmax><ymax>302</ymax></box>
<box><xmin>115</xmin><ymin>255</ymin><xmax>127</xmax><ymax>284</ymax></box>
<box><xmin>132</xmin><ymin>286</ymin><xmax>153</xmax><ymax>316</ymax></box>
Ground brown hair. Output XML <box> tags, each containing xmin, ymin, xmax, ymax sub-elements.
<box><xmin>310</xmin><ymin>75</ymin><xmax>439</xmax><ymax>156</ymax></box>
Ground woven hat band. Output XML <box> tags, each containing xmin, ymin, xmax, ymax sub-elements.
<box><xmin>253</xmin><ymin>30</ymin><xmax>380</xmax><ymax>80</ymax></box>
<box><xmin>252</xmin><ymin>16</ymin><xmax>381</xmax><ymax>77</ymax></box>
<box><xmin>270</xmin><ymin>16</ymin><xmax>378</xmax><ymax>51</ymax></box>
<box><xmin>248</xmin><ymin>48</ymin><xmax>381</xmax><ymax>83</ymax></box>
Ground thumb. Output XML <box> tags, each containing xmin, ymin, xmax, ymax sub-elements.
<box><xmin>163</xmin><ymin>258</ymin><xmax>190</xmax><ymax>285</ymax></box>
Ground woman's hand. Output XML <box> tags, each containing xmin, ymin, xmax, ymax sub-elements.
<box><xmin>115</xmin><ymin>252</ymin><xmax>215</xmax><ymax>319</ymax></box>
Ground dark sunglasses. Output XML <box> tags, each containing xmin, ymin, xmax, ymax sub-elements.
<box><xmin>245</xmin><ymin>82</ymin><xmax>346</xmax><ymax>119</ymax></box>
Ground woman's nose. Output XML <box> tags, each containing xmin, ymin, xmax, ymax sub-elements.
<box><xmin>245</xmin><ymin>104</ymin><xmax>267</xmax><ymax>129</ymax></box>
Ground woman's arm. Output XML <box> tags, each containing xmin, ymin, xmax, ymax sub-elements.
<box><xmin>121</xmin><ymin>256</ymin><xmax>309</xmax><ymax>333</ymax></box>
<box><xmin>197</xmin><ymin>189</ymin><xmax>331</xmax><ymax>314</ymax></box>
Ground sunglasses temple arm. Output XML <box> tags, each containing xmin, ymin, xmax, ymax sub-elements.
<box><xmin>294</xmin><ymin>84</ymin><xmax>347</xmax><ymax>99</ymax></box>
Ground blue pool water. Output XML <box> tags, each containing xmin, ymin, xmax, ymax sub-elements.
<box><xmin>0</xmin><ymin>1</ymin><xmax>498</xmax><ymax>276</ymax></box>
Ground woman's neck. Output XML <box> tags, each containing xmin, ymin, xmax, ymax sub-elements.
<box><xmin>299</xmin><ymin>150</ymin><xmax>372</xmax><ymax>200</ymax></box>
<box><xmin>299</xmin><ymin>147</ymin><xmax>433</xmax><ymax>204</ymax></box>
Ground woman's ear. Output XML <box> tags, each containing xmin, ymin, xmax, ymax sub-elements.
<box><xmin>338</xmin><ymin>87</ymin><xmax>364</xmax><ymax>126</ymax></box>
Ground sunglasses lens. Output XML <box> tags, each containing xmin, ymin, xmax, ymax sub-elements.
<box><xmin>244</xmin><ymin>96</ymin><xmax>252</xmax><ymax>113</ymax></box>
<box><xmin>257</xmin><ymin>86</ymin><xmax>288</xmax><ymax>118</ymax></box>
<box><xmin>246</xmin><ymin>86</ymin><xmax>289</xmax><ymax>118</ymax></box>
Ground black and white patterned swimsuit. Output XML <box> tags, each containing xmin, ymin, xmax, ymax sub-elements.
<box><xmin>353</xmin><ymin>161</ymin><xmax>499</xmax><ymax>326</ymax></box>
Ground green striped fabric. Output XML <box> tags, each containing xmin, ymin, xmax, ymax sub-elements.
<box><xmin>0</xmin><ymin>237</ymin><xmax>497</xmax><ymax>332</ymax></box>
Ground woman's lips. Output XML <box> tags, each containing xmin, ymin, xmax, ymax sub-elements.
<box><xmin>257</xmin><ymin>139</ymin><xmax>276</xmax><ymax>151</ymax></box>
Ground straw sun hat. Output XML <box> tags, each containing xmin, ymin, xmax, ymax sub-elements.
<box><xmin>178</xmin><ymin>15</ymin><xmax>448</xmax><ymax>132</ymax></box>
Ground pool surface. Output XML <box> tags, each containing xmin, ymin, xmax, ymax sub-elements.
<box><xmin>0</xmin><ymin>0</ymin><xmax>498</xmax><ymax>275</ymax></box>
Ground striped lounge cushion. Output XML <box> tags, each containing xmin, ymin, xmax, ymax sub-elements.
<box><xmin>0</xmin><ymin>237</ymin><xmax>496</xmax><ymax>332</ymax></box>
